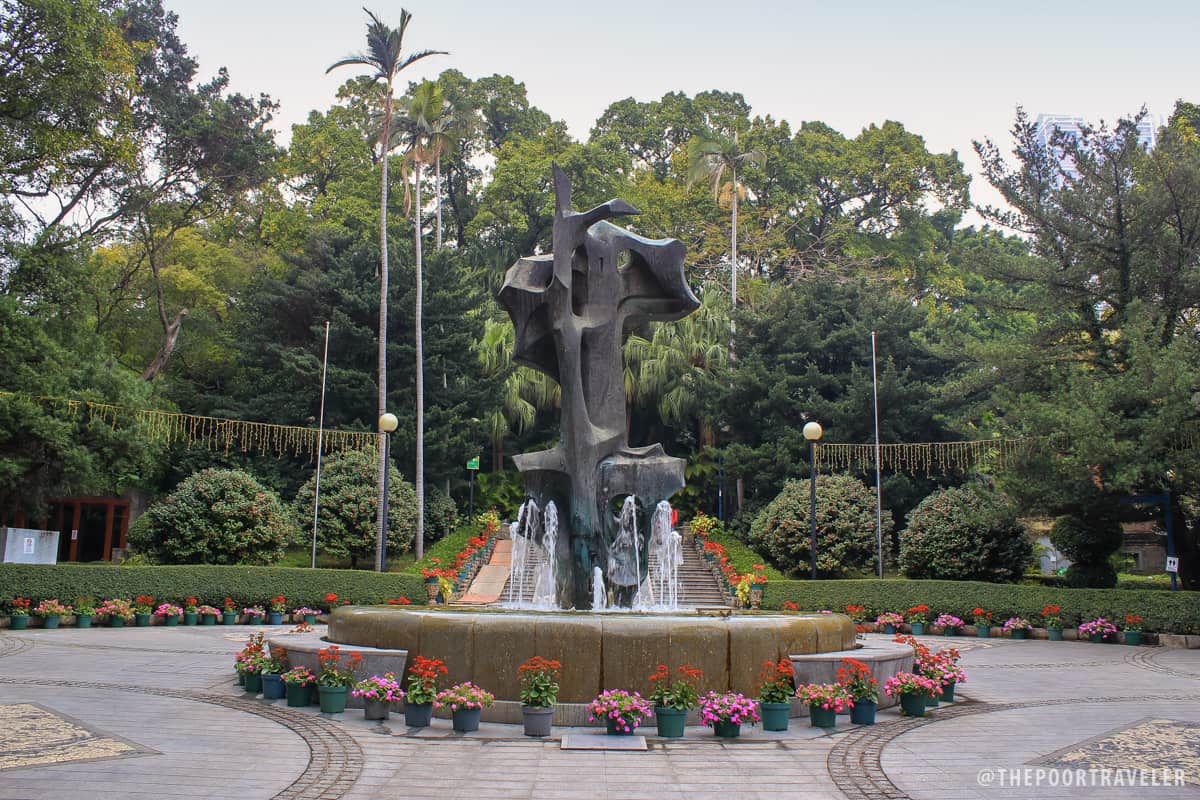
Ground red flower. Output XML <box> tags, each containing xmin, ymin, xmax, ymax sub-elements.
<box><xmin>325</xmin><ymin>593</ymin><xmax>338</xmax><ymax>603</ymax></box>
<box><xmin>782</xmin><ymin>601</ymin><xmax>800</xmax><ymax>611</ymax></box>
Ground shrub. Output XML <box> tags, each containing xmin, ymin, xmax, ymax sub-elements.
<box><xmin>899</xmin><ymin>484</ymin><xmax>1031</xmax><ymax>583</ymax></box>
<box><xmin>748</xmin><ymin>475</ymin><xmax>891</xmax><ymax>577</ymax></box>
<box><xmin>294</xmin><ymin>449</ymin><xmax>418</xmax><ymax>569</ymax></box>
<box><xmin>129</xmin><ymin>468</ymin><xmax>295</xmax><ymax>565</ymax></box>
<box><xmin>1050</xmin><ymin>500</ymin><xmax>1123</xmax><ymax>588</ymax></box>
<box><xmin>425</xmin><ymin>488</ymin><xmax>459</xmax><ymax>544</ymax></box>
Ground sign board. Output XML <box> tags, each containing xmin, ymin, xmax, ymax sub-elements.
<box><xmin>466</xmin><ymin>457</ymin><xmax>480</xmax><ymax>470</ymax></box>
<box><xmin>3</xmin><ymin>528</ymin><xmax>60</xmax><ymax>565</ymax></box>
<box><xmin>1166</xmin><ymin>556</ymin><xmax>1179</xmax><ymax>573</ymax></box>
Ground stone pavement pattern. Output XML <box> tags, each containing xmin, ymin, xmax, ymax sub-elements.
<box><xmin>0</xmin><ymin>625</ymin><xmax>1197</xmax><ymax>799</ymax></box>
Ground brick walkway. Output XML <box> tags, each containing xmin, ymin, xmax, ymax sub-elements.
<box><xmin>0</xmin><ymin>625</ymin><xmax>1196</xmax><ymax>799</ymax></box>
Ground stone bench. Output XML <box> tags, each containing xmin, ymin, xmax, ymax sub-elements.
<box><xmin>267</xmin><ymin>631</ymin><xmax>407</xmax><ymax>709</ymax></box>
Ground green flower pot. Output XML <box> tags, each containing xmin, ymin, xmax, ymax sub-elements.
<box><xmin>237</xmin><ymin>671</ymin><xmax>245</xmax><ymax>686</ymax></box>
<box><xmin>9</xmin><ymin>615</ymin><xmax>28</xmax><ymax>630</ymax></box>
<box><xmin>261</xmin><ymin>673</ymin><xmax>285</xmax><ymax>700</ymax></box>
<box><xmin>850</xmin><ymin>699</ymin><xmax>877</xmax><ymax>725</ymax></box>
<box><xmin>75</xmin><ymin>615</ymin><xmax>92</xmax><ymax>629</ymax></box>
<box><xmin>41</xmin><ymin>615</ymin><xmax>60</xmax><ymax>629</ymax></box>
<box><xmin>109</xmin><ymin>617</ymin><xmax>125</xmax><ymax>628</ymax></box>
<box><xmin>266</xmin><ymin>611</ymin><xmax>283</xmax><ymax>626</ymax></box>
<box><xmin>163</xmin><ymin>615</ymin><xmax>178</xmax><ymax>627</ymax></box>
<box><xmin>882</xmin><ymin>623</ymin><xmax>896</xmax><ymax>635</ymax></box>
<box><xmin>303</xmin><ymin>614</ymin><xmax>317</xmax><ymax>625</ymax></box>
<box><xmin>942</xmin><ymin>681</ymin><xmax>956</xmax><ymax>703</ymax></box>
<box><xmin>404</xmin><ymin>701</ymin><xmax>433</xmax><ymax>727</ymax></box>
<box><xmin>202</xmin><ymin>614</ymin><xmax>216</xmax><ymax>625</ymax></box>
<box><xmin>221</xmin><ymin>612</ymin><xmax>237</xmax><ymax>625</ymax></box>
<box><xmin>1011</xmin><ymin>629</ymin><xmax>1027</xmax><ymax>640</ymax></box>
<box><xmin>285</xmin><ymin>683</ymin><xmax>311</xmax><ymax>707</ymax></box>
<box><xmin>134</xmin><ymin>613</ymin><xmax>150</xmax><ymax>627</ymax></box>
<box><xmin>976</xmin><ymin>625</ymin><xmax>990</xmax><ymax>638</ymax></box>
<box><xmin>809</xmin><ymin>705</ymin><xmax>837</xmax><ymax>728</ymax></box>
<box><xmin>243</xmin><ymin>672</ymin><xmax>262</xmax><ymax>694</ymax></box>
<box><xmin>899</xmin><ymin>692</ymin><xmax>927</xmax><ymax>717</ymax></box>
<box><xmin>943</xmin><ymin>626</ymin><xmax>959</xmax><ymax>636</ymax></box>
<box><xmin>605</xmin><ymin>718</ymin><xmax>635</xmax><ymax>736</ymax></box>
<box><xmin>1048</xmin><ymin>628</ymin><xmax>1063</xmax><ymax>641</ymax></box>
<box><xmin>318</xmin><ymin>685</ymin><xmax>348</xmax><ymax>713</ymax></box>
<box><xmin>927</xmin><ymin>690</ymin><xmax>940</xmax><ymax>707</ymax></box>
<box><xmin>910</xmin><ymin>622</ymin><xmax>925</xmax><ymax>636</ymax></box>
<box><xmin>1124</xmin><ymin>631</ymin><xmax>1142</xmax><ymax>646</ymax></box>
<box><xmin>182</xmin><ymin>612</ymin><xmax>199</xmax><ymax>626</ymax></box>
<box><xmin>654</xmin><ymin>706</ymin><xmax>687</xmax><ymax>737</ymax></box>
<box><xmin>712</xmin><ymin>720</ymin><xmax>741</xmax><ymax>738</ymax></box>
<box><xmin>760</xmin><ymin>701</ymin><xmax>790</xmax><ymax>732</ymax></box>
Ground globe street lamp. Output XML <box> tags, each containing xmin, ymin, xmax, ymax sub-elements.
<box><xmin>378</xmin><ymin>412</ymin><xmax>399</xmax><ymax>572</ymax></box>
<box><xmin>803</xmin><ymin>421</ymin><xmax>823</xmax><ymax>580</ymax></box>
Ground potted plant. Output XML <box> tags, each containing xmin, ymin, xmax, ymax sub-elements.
<box><xmin>282</xmin><ymin>666</ymin><xmax>315</xmax><ymax>706</ymax></box>
<box><xmin>1041</xmin><ymin>604</ymin><xmax>1064</xmax><ymax>640</ymax></box>
<box><xmin>182</xmin><ymin>596</ymin><xmax>200</xmax><ymax>626</ymax></box>
<box><xmin>845</xmin><ymin>604</ymin><xmax>867</xmax><ymax>623</ymax></box>
<box><xmin>353</xmin><ymin>673</ymin><xmax>404</xmax><ymax>720</ymax></box>
<box><xmin>924</xmin><ymin>648</ymin><xmax>966</xmax><ymax>703</ymax></box>
<box><xmin>875</xmin><ymin>611</ymin><xmax>904</xmax><ymax>635</ymax></box>
<box><xmin>1079</xmin><ymin>617</ymin><xmax>1118</xmax><ymax>643</ymax></box>
<box><xmin>97</xmin><ymin>598</ymin><xmax>134</xmax><ymax>628</ymax></box>
<box><xmin>234</xmin><ymin>632</ymin><xmax>266</xmax><ymax>686</ymax></box>
<box><xmin>7</xmin><ymin>597</ymin><xmax>31</xmax><ymax>629</ymax></box>
<box><xmin>239</xmin><ymin>653</ymin><xmax>267</xmax><ymax>694</ymax></box>
<box><xmin>837</xmin><ymin>657</ymin><xmax>880</xmax><ymax>725</ymax></box>
<box><xmin>884</xmin><ymin>671</ymin><xmax>938</xmax><ymax>717</ymax></box>
<box><xmin>131</xmin><ymin>595</ymin><xmax>154</xmax><ymax>626</ymax></box>
<box><xmin>73</xmin><ymin>597</ymin><xmax>95</xmax><ymax>628</ymax></box>
<box><xmin>436</xmin><ymin>682</ymin><xmax>495</xmax><ymax>732</ymax></box>
<box><xmin>221</xmin><ymin>597</ymin><xmax>238</xmax><ymax>625</ymax></box>
<box><xmin>1002</xmin><ymin>616</ymin><xmax>1033</xmax><ymax>639</ymax></box>
<box><xmin>34</xmin><ymin>599</ymin><xmax>70</xmax><ymax>629</ymax></box>
<box><xmin>154</xmin><ymin>602</ymin><xmax>183</xmax><ymax>627</ymax></box>
<box><xmin>294</xmin><ymin>606</ymin><xmax>320</xmax><ymax>625</ymax></box>
<box><xmin>698</xmin><ymin>691</ymin><xmax>759</xmax><ymax>738</ymax></box>
<box><xmin>242</xmin><ymin>605</ymin><xmax>266</xmax><ymax>624</ymax></box>
<box><xmin>1122</xmin><ymin>614</ymin><xmax>1144</xmax><ymax>646</ymax></box>
<box><xmin>934</xmin><ymin>613</ymin><xmax>963</xmax><ymax>636</ymax></box>
<box><xmin>906</xmin><ymin>604</ymin><xmax>930</xmax><ymax>635</ymax></box>
<box><xmin>261</xmin><ymin>653</ymin><xmax>288</xmax><ymax>699</ymax></box>
<box><xmin>648</xmin><ymin>663</ymin><xmax>703</xmax><ymax>737</ymax></box>
<box><xmin>315</xmin><ymin>645</ymin><xmax>363</xmax><ymax>713</ymax></box>
<box><xmin>747</xmin><ymin>565</ymin><xmax>768</xmax><ymax>608</ymax></box>
<box><xmin>198</xmin><ymin>604</ymin><xmax>220</xmax><ymax>625</ymax></box>
<box><xmin>588</xmin><ymin>689</ymin><xmax>652</xmax><ymax>736</ymax></box>
<box><xmin>972</xmin><ymin>607</ymin><xmax>992</xmax><ymax>638</ymax></box>
<box><xmin>756</xmin><ymin>659</ymin><xmax>794</xmax><ymax>731</ymax></box>
<box><xmin>422</xmin><ymin>560</ymin><xmax>444</xmax><ymax>602</ymax></box>
<box><xmin>795</xmin><ymin>682</ymin><xmax>852</xmax><ymax>729</ymax></box>
<box><xmin>404</xmin><ymin>655</ymin><xmax>448</xmax><ymax>727</ymax></box>
<box><xmin>517</xmin><ymin>656</ymin><xmax>560</xmax><ymax>737</ymax></box>
<box><xmin>267</xmin><ymin>595</ymin><xmax>286</xmax><ymax>625</ymax></box>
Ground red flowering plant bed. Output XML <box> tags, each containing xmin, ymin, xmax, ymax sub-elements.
<box><xmin>648</xmin><ymin>664</ymin><xmax>704</xmax><ymax>711</ymax></box>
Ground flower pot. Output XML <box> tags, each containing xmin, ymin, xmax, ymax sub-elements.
<box><xmin>183</xmin><ymin>612</ymin><xmax>198</xmax><ymax>625</ymax></box>
<box><xmin>1089</xmin><ymin>633</ymin><xmax>1102</xmax><ymax>643</ymax></box>
<box><xmin>926</xmin><ymin>690</ymin><xmax>940</xmax><ymax>707</ymax></box>
<box><xmin>404</xmin><ymin>701</ymin><xmax>433</xmax><ymax>728</ymax></box>
<box><xmin>363</xmin><ymin>698</ymin><xmax>390</xmax><ymax>720</ymax></box>
<box><xmin>266</xmin><ymin>611</ymin><xmax>283</xmax><ymax>625</ymax></box>
<box><xmin>976</xmin><ymin>625</ymin><xmax>990</xmax><ymax>638</ymax></box>
<box><xmin>237</xmin><ymin>671</ymin><xmax>246</xmax><ymax>686</ymax></box>
<box><xmin>76</xmin><ymin>615</ymin><xmax>92</xmax><ymax>629</ymax></box>
<box><xmin>262</xmin><ymin>673</ymin><xmax>285</xmax><ymax>700</ymax></box>
<box><xmin>9</xmin><ymin>615</ymin><xmax>28</xmax><ymax>630</ymax></box>
<box><xmin>303</xmin><ymin>614</ymin><xmax>317</xmax><ymax>625</ymax></box>
<box><xmin>760</xmin><ymin>702</ymin><xmax>790</xmax><ymax>732</ymax></box>
<box><xmin>1124</xmin><ymin>631</ymin><xmax>1142</xmax><ymax>646</ymax></box>
<box><xmin>41</xmin><ymin>615</ymin><xmax>60</xmax><ymax>629</ymax></box>
<box><xmin>163</xmin><ymin>615</ymin><xmax>178</xmax><ymax>627</ymax></box>
<box><xmin>451</xmin><ymin>707</ymin><xmax>482</xmax><ymax>732</ymax></box>
<box><xmin>1011</xmin><ymin>629</ymin><xmax>1027</xmax><ymax>640</ymax></box>
<box><xmin>881</xmin><ymin>623</ymin><xmax>895</xmax><ymax>634</ymax></box>
<box><xmin>654</xmin><ymin>706</ymin><xmax>687</xmax><ymax>737</ymax></box>
<box><xmin>899</xmin><ymin>692</ymin><xmax>927</xmax><ymax>717</ymax></box>
<box><xmin>850</xmin><ymin>699</ymin><xmax>877</xmax><ymax>725</ymax></box>
<box><xmin>943</xmin><ymin>626</ymin><xmax>959</xmax><ymax>636</ymax></box>
<box><xmin>809</xmin><ymin>705</ymin><xmax>837</xmax><ymax>728</ymax></box>
<box><xmin>749</xmin><ymin>587</ymin><xmax>763</xmax><ymax>609</ymax></box>
<box><xmin>424</xmin><ymin>579</ymin><xmax>439</xmax><ymax>603</ymax></box>
<box><xmin>109</xmin><ymin>617</ymin><xmax>125</xmax><ymax>628</ymax></box>
<box><xmin>605</xmin><ymin>718</ymin><xmax>636</xmax><ymax>736</ymax></box>
<box><xmin>522</xmin><ymin>705</ymin><xmax>554</xmax><ymax>737</ymax></box>
<box><xmin>318</xmin><ymin>685</ymin><xmax>348</xmax><ymax>713</ymax></box>
<box><xmin>221</xmin><ymin>612</ymin><xmax>237</xmax><ymax>625</ymax></box>
<box><xmin>243</xmin><ymin>672</ymin><xmax>263</xmax><ymax>694</ymax></box>
<box><xmin>285</xmin><ymin>683</ymin><xmax>311</xmax><ymax>707</ymax></box>
<box><xmin>134</xmin><ymin>613</ymin><xmax>150</xmax><ymax>627</ymax></box>
<box><xmin>941</xmin><ymin>681</ymin><xmax>956</xmax><ymax>703</ymax></box>
<box><xmin>202</xmin><ymin>614</ymin><xmax>216</xmax><ymax>625</ymax></box>
<box><xmin>910</xmin><ymin>622</ymin><xmax>925</xmax><ymax>636</ymax></box>
<box><xmin>1048</xmin><ymin>627</ymin><xmax>1063</xmax><ymax>641</ymax></box>
<box><xmin>712</xmin><ymin>720</ymin><xmax>741</xmax><ymax>738</ymax></box>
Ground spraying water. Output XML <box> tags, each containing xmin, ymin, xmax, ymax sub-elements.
<box><xmin>530</xmin><ymin>501</ymin><xmax>559</xmax><ymax>607</ymax></box>
<box><xmin>592</xmin><ymin>566</ymin><xmax>607</xmax><ymax>610</ymax></box>
<box><xmin>506</xmin><ymin>499</ymin><xmax>539</xmax><ymax>605</ymax></box>
<box><xmin>646</xmin><ymin>500</ymin><xmax>682</xmax><ymax>610</ymax></box>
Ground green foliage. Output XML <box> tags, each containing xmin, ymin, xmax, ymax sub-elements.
<box><xmin>1050</xmin><ymin>501</ymin><xmax>1124</xmax><ymax>588</ymax></box>
<box><xmin>293</xmin><ymin>449</ymin><xmax>417</xmax><ymax>569</ymax></box>
<box><xmin>761</xmin><ymin>579</ymin><xmax>1200</xmax><ymax>634</ymax></box>
<box><xmin>898</xmin><ymin>483</ymin><xmax>1031</xmax><ymax>582</ymax></box>
<box><xmin>474</xmin><ymin>470</ymin><xmax>526</xmax><ymax>519</ymax></box>
<box><xmin>749</xmin><ymin>476</ymin><xmax>891</xmax><ymax>577</ymax></box>
<box><xmin>408</xmin><ymin>523</ymin><xmax>480</xmax><ymax>576</ymax></box>
<box><xmin>0</xmin><ymin>563</ymin><xmax>424</xmax><ymax>610</ymax></box>
<box><xmin>425</xmin><ymin>488</ymin><xmax>459</xmax><ymax>544</ymax></box>
<box><xmin>700</xmin><ymin>525</ymin><xmax>785</xmax><ymax>581</ymax></box>
<box><xmin>130</xmin><ymin>468</ymin><xmax>295</xmax><ymax>565</ymax></box>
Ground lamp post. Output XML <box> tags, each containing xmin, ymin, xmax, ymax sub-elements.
<box><xmin>803</xmin><ymin>421</ymin><xmax>823</xmax><ymax>580</ymax></box>
<box><xmin>378</xmin><ymin>412</ymin><xmax>398</xmax><ymax>572</ymax></box>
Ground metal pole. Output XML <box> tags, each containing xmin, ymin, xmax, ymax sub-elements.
<box><xmin>381</xmin><ymin>432</ymin><xmax>390</xmax><ymax>573</ymax></box>
<box><xmin>1165</xmin><ymin>492</ymin><xmax>1178</xmax><ymax>592</ymax></box>
<box><xmin>809</xmin><ymin>439</ymin><xmax>818</xmax><ymax>580</ymax></box>
<box><xmin>468</xmin><ymin>468</ymin><xmax>475</xmax><ymax>524</ymax></box>
<box><xmin>311</xmin><ymin>321</ymin><xmax>330</xmax><ymax>569</ymax></box>
<box><xmin>871</xmin><ymin>331</ymin><xmax>883</xmax><ymax>578</ymax></box>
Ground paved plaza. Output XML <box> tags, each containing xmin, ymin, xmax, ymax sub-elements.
<box><xmin>0</xmin><ymin>625</ymin><xmax>1197</xmax><ymax>800</ymax></box>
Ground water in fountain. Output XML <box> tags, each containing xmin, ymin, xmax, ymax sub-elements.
<box><xmin>506</xmin><ymin>499</ymin><xmax>539</xmax><ymax>605</ymax></box>
<box><xmin>592</xmin><ymin>566</ymin><xmax>607</xmax><ymax>610</ymax></box>
<box><xmin>645</xmin><ymin>500</ymin><xmax>682</xmax><ymax>610</ymax></box>
<box><xmin>530</xmin><ymin>501</ymin><xmax>559</xmax><ymax>608</ymax></box>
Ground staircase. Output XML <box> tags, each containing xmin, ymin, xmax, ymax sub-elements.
<box><xmin>495</xmin><ymin>537</ymin><xmax>549</xmax><ymax>605</ymax></box>
<box><xmin>647</xmin><ymin>540</ymin><xmax>730</xmax><ymax>608</ymax></box>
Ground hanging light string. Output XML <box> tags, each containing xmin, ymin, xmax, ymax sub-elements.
<box><xmin>814</xmin><ymin>434</ymin><xmax>1071</xmax><ymax>476</ymax></box>
<box><xmin>0</xmin><ymin>391</ymin><xmax>376</xmax><ymax>460</ymax></box>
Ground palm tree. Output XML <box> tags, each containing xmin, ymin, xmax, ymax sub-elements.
<box><xmin>476</xmin><ymin>318</ymin><xmax>560</xmax><ymax>470</ymax></box>
<box><xmin>327</xmin><ymin>8</ymin><xmax>444</xmax><ymax>570</ymax></box>
<box><xmin>686</xmin><ymin>128</ymin><xmax>764</xmax><ymax>308</ymax></box>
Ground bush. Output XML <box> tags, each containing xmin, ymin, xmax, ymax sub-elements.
<box><xmin>1050</xmin><ymin>501</ymin><xmax>1123</xmax><ymax>588</ymax></box>
<box><xmin>761</xmin><ymin>578</ymin><xmax>1200</xmax><ymax>634</ymax></box>
<box><xmin>0</xmin><ymin>564</ymin><xmax>425</xmax><ymax>610</ymax></box>
<box><xmin>294</xmin><ymin>449</ymin><xmax>418</xmax><ymax>569</ymax></box>
<box><xmin>129</xmin><ymin>468</ymin><xmax>295</xmax><ymax>565</ymax></box>
<box><xmin>425</xmin><ymin>488</ymin><xmax>459</xmax><ymax>544</ymax></box>
<box><xmin>899</xmin><ymin>484</ymin><xmax>1031</xmax><ymax>583</ymax></box>
<box><xmin>748</xmin><ymin>475</ymin><xmax>891</xmax><ymax>577</ymax></box>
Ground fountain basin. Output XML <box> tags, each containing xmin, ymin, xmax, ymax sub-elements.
<box><xmin>328</xmin><ymin>606</ymin><xmax>856</xmax><ymax>702</ymax></box>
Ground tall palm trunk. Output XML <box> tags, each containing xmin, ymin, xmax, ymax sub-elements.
<box><xmin>730</xmin><ymin>164</ymin><xmax>738</xmax><ymax>308</ymax></box>
<box><xmin>414</xmin><ymin>160</ymin><xmax>426</xmax><ymax>560</ymax></box>
<box><xmin>375</xmin><ymin>89</ymin><xmax>393</xmax><ymax>572</ymax></box>
<box><xmin>434</xmin><ymin>154</ymin><xmax>443</xmax><ymax>250</ymax></box>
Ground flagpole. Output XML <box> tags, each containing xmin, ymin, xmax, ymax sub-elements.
<box><xmin>311</xmin><ymin>321</ymin><xmax>331</xmax><ymax>569</ymax></box>
<box><xmin>871</xmin><ymin>331</ymin><xmax>883</xmax><ymax>578</ymax></box>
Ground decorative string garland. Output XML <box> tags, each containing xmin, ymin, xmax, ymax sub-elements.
<box><xmin>814</xmin><ymin>435</ymin><xmax>1070</xmax><ymax>476</ymax></box>
<box><xmin>0</xmin><ymin>391</ymin><xmax>377</xmax><ymax>460</ymax></box>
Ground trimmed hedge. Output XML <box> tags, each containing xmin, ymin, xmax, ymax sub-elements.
<box><xmin>408</xmin><ymin>524</ymin><xmax>479</xmax><ymax>576</ymax></box>
<box><xmin>762</xmin><ymin>578</ymin><xmax>1200</xmax><ymax>634</ymax></box>
<box><xmin>0</xmin><ymin>564</ymin><xmax>425</xmax><ymax>611</ymax></box>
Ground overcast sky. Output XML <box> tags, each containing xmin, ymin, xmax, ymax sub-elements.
<box><xmin>164</xmin><ymin>0</ymin><xmax>1197</xmax><ymax>217</ymax></box>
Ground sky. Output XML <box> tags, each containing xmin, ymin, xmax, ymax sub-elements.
<box><xmin>164</xmin><ymin>0</ymin><xmax>1198</xmax><ymax>218</ymax></box>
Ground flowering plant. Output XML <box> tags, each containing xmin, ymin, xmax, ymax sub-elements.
<box><xmin>316</xmin><ymin>645</ymin><xmax>363</xmax><ymax>687</ymax></box>
<box><xmin>689</xmin><ymin>512</ymin><xmax>718</xmax><ymax>539</ymax></box>
<box><xmin>292</xmin><ymin>607</ymin><xmax>320</xmax><ymax>617</ymax></box>
<box><xmin>1123</xmin><ymin>613</ymin><xmax>1143</xmax><ymax>632</ymax></box>
<box><xmin>236</xmin><ymin>652</ymin><xmax>267</xmax><ymax>674</ymax></box>
<box><xmin>795</xmin><ymin>682</ymin><xmax>854</xmax><ymax>713</ymax></box>
<box><xmin>906</xmin><ymin>604</ymin><xmax>930</xmax><ymax>623</ymax></box>
<box><xmin>1079</xmin><ymin>617</ymin><xmax>1118</xmax><ymax>638</ymax></box>
<box><xmin>756</xmin><ymin>659</ymin><xmax>795</xmax><ymax>705</ymax></box>
<box><xmin>386</xmin><ymin>596</ymin><xmax>412</xmax><ymax>605</ymax></box>
<box><xmin>1041</xmin><ymin>604</ymin><xmax>1062</xmax><ymax>627</ymax></box>
<box><xmin>197</xmin><ymin>605</ymin><xmax>220</xmax><ymax>616</ymax></box>
<box><xmin>97</xmin><ymin>598</ymin><xmax>134</xmax><ymax>621</ymax></box>
<box><xmin>154</xmin><ymin>603</ymin><xmax>183</xmax><ymax>618</ymax></box>
<box><xmin>883</xmin><ymin>671</ymin><xmax>940</xmax><ymax>697</ymax></box>
<box><xmin>920</xmin><ymin>650</ymin><xmax>967</xmax><ymax>686</ymax></box>
<box><xmin>435</xmin><ymin>681</ymin><xmax>495</xmax><ymax>712</ymax></box>
<box><xmin>971</xmin><ymin>607</ymin><xmax>992</xmax><ymax>624</ymax></box>
<box><xmin>242</xmin><ymin>606</ymin><xmax>266</xmax><ymax>619</ymax></box>
<box><xmin>269</xmin><ymin>595</ymin><xmax>287</xmax><ymax>613</ymax></box>
<box><xmin>518</xmin><ymin>656</ymin><xmax>561</xmax><ymax>708</ymax></box>
<box><xmin>837</xmin><ymin>658</ymin><xmax>879</xmax><ymax>702</ymax></box>
<box><xmin>782</xmin><ymin>600</ymin><xmax>800</xmax><ymax>612</ymax></box>
<box><xmin>420</xmin><ymin>558</ymin><xmax>444</xmax><ymax>579</ymax></box>
<box><xmin>9</xmin><ymin>597</ymin><xmax>31</xmax><ymax>616</ymax></box>
<box><xmin>183</xmin><ymin>596</ymin><xmax>199</xmax><ymax>613</ymax></box>
<box><xmin>845</xmin><ymin>603</ymin><xmax>867</xmax><ymax>620</ymax></box>
<box><xmin>133</xmin><ymin>595</ymin><xmax>155</xmax><ymax>614</ymax></box>
<box><xmin>34</xmin><ymin>599</ymin><xmax>70</xmax><ymax>616</ymax></box>
<box><xmin>587</xmin><ymin>689</ymin><xmax>652</xmax><ymax>733</ymax></box>
<box><xmin>405</xmin><ymin>655</ymin><xmax>448</xmax><ymax>705</ymax></box>
<box><xmin>934</xmin><ymin>613</ymin><xmax>963</xmax><ymax>629</ymax></box>
<box><xmin>223</xmin><ymin>597</ymin><xmax>238</xmax><ymax>612</ymax></box>
<box><xmin>875</xmin><ymin>611</ymin><xmax>904</xmax><ymax>627</ymax></box>
<box><xmin>1002</xmin><ymin>616</ymin><xmax>1033</xmax><ymax>632</ymax></box>
<box><xmin>281</xmin><ymin>666</ymin><xmax>315</xmax><ymax>686</ymax></box>
<box><xmin>352</xmin><ymin>673</ymin><xmax>405</xmax><ymax>704</ymax></box>
<box><xmin>477</xmin><ymin>508</ymin><xmax>502</xmax><ymax>536</ymax></box>
<box><xmin>648</xmin><ymin>663</ymin><xmax>704</xmax><ymax>710</ymax></box>
<box><xmin>698</xmin><ymin>691</ymin><xmax>760</xmax><ymax>727</ymax></box>
<box><xmin>73</xmin><ymin>597</ymin><xmax>96</xmax><ymax>616</ymax></box>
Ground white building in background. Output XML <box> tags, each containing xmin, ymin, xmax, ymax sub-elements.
<box><xmin>1034</xmin><ymin>113</ymin><xmax>1159</xmax><ymax>181</ymax></box>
